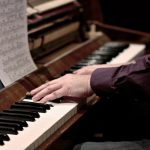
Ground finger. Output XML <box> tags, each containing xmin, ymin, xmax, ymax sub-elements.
<box><xmin>30</xmin><ymin>78</ymin><xmax>59</xmax><ymax>95</ymax></box>
<box><xmin>32</xmin><ymin>84</ymin><xmax>62</xmax><ymax>101</ymax></box>
<box><xmin>74</xmin><ymin>70</ymin><xmax>88</xmax><ymax>75</ymax></box>
<box><xmin>39</xmin><ymin>88</ymin><xmax>66</xmax><ymax>103</ymax></box>
<box><xmin>30</xmin><ymin>83</ymin><xmax>49</xmax><ymax>95</ymax></box>
<box><xmin>73</xmin><ymin>69</ymin><xmax>84</xmax><ymax>74</ymax></box>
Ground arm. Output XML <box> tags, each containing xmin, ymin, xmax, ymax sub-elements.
<box><xmin>91</xmin><ymin>54</ymin><xmax>150</xmax><ymax>99</ymax></box>
<box><xmin>31</xmin><ymin>54</ymin><xmax>150</xmax><ymax>103</ymax></box>
<box><xmin>74</xmin><ymin>62</ymin><xmax>135</xmax><ymax>75</ymax></box>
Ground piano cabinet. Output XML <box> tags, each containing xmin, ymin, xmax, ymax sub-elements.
<box><xmin>1</xmin><ymin>24</ymin><xmax>150</xmax><ymax>150</ymax></box>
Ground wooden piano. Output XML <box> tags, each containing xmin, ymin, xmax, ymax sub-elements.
<box><xmin>1</xmin><ymin>0</ymin><xmax>150</xmax><ymax>149</ymax></box>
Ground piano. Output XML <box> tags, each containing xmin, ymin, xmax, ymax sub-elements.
<box><xmin>0</xmin><ymin>0</ymin><xmax>150</xmax><ymax>149</ymax></box>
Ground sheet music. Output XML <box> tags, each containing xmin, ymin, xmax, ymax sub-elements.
<box><xmin>0</xmin><ymin>0</ymin><xmax>37</xmax><ymax>86</ymax></box>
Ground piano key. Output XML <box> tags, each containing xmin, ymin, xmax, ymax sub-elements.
<box><xmin>15</xmin><ymin>101</ymin><xmax>52</xmax><ymax>110</ymax></box>
<box><xmin>0</xmin><ymin>126</ymin><xmax>18</xmax><ymax>135</ymax></box>
<box><xmin>0</xmin><ymin>134</ymin><xmax>10</xmax><ymax>141</ymax></box>
<box><xmin>86</xmin><ymin>55</ymin><xmax>103</xmax><ymax>60</ymax></box>
<box><xmin>0</xmin><ymin>122</ymin><xmax>23</xmax><ymax>131</ymax></box>
<box><xmin>4</xmin><ymin>109</ymin><xmax>40</xmax><ymax>118</ymax></box>
<box><xmin>94</xmin><ymin>49</ymin><xmax>120</xmax><ymax>58</ymax></box>
<box><xmin>108</xmin><ymin>44</ymin><xmax>146</xmax><ymax>64</ymax></box>
<box><xmin>0</xmin><ymin>118</ymin><xmax>28</xmax><ymax>127</ymax></box>
<box><xmin>64</xmin><ymin>42</ymin><xmax>130</xmax><ymax>73</ymax></box>
<box><xmin>1</xmin><ymin>101</ymin><xmax>77</xmax><ymax>150</ymax></box>
<box><xmin>62</xmin><ymin>42</ymin><xmax>145</xmax><ymax>77</ymax></box>
<box><xmin>0</xmin><ymin>112</ymin><xmax>35</xmax><ymax>122</ymax></box>
<box><xmin>10</xmin><ymin>104</ymin><xmax>47</xmax><ymax>113</ymax></box>
<box><xmin>0</xmin><ymin>139</ymin><xmax>4</xmax><ymax>145</ymax></box>
<box><xmin>103</xmin><ymin>42</ymin><xmax>129</xmax><ymax>50</ymax></box>
<box><xmin>96</xmin><ymin>50</ymin><xmax>118</xmax><ymax>57</ymax></box>
<box><xmin>62</xmin><ymin>70</ymin><xmax>73</xmax><ymax>75</ymax></box>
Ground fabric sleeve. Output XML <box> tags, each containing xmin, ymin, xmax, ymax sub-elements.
<box><xmin>90</xmin><ymin>54</ymin><xmax>150</xmax><ymax>99</ymax></box>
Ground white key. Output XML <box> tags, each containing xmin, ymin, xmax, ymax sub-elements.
<box><xmin>1</xmin><ymin>100</ymin><xmax>77</xmax><ymax>150</ymax></box>
<box><xmin>108</xmin><ymin>44</ymin><xmax>146</xmax><ymax>64</ymax></box>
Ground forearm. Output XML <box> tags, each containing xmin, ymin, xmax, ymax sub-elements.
<box><xmin>90</xmin><ymin>55</ymin><xmax>150</xmax><ymax>99</ymax></box>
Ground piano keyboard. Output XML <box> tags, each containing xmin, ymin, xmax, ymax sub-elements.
<box><xmin>0</xmin><ymin>41</ymin><xmax>146</xmax><ymax>149</ymax></box>
<box><xmin>0</xmin><ymin>99</ymin><xmax>77</xmax><ymax>150</ymax></box>
<box><xmin>62</xmin><ymin>42</ymin><xmax>146</xmax><ymax>75</ymax></box>
<box><xmin>108</xmin><ymin>44</ymin><xmax>145</xmax><ymax>64</ymax></box>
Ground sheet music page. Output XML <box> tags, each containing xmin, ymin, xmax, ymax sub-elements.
<box><xmin>0</xmin><ymin>0</ymin><xmax>37</xmax><ymax>86</ymax></box>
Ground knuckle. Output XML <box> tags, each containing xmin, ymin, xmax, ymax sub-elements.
<box><xmin>52</xmin><ymin>91</ymin><xmax>59</xmax><ymax>98</ymax></box>
<box><xmin>64</xmin><ymin>74</ymin><xmax>72</xmax><ymax>78</ymax></box>
<box><xmin>44</xmin><ymin>95</ymin><xmax>49</xmax><ymax>100</ymax></box>
<box><xmin>47</xmin><ymin>87</ymin><xmax>52</xmax><ymax>92</ymax></box>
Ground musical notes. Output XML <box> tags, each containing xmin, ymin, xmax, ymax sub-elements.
<box><xmin>0</xmin><ymin>0</ymin><xmax>37</xmax><ymax>86</ymax></box>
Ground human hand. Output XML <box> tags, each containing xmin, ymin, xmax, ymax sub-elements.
<box><xmin>30</xmin><ymin>74</ymin><xmax>93</xmax><ymax>103</ymax></box>
<box><xmin>73</xmin><ymin>61</ymin><xmax>134</xmax><ymax>75</ymax></box>
<box><xmin>73</xmin><ymin>65</ymin><xmax>101</xmax><ymax>75</ymax></box>
<box><xmin>74</xmin><ymin>64</ymin><xmax>120</xmax><ymax>75</ymax></box>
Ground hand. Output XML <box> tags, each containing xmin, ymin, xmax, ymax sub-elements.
<box><xmin>74</xmin><ymin>65</ymin><xmax>100</xmax><ymax>75</ymax></box>
<box><xmin>30</xmin><ymin>74</ymin><xmax>93</xmax><ymax>103</ymax></box>
<box><xmin>73</xmin><ymin>61</ymin><xmax>136</xmax><ymax>75</ymax></box>
<box><xmin>74</xmin><ymin>64</ymin><xmax>122</xmax><ymax>75</ymax></box>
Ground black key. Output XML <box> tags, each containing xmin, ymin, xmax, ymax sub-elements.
<box><xmin>4</xmin><ymin>109</ymin><xmax>40</xmax><ymax>118</ymax></box>
<box><xmin>77</xmin><ymin>61</ymin><xmax>89</xmax><ymax>66</ymax></box>
<box><xmin>0</xmin><ymin>126</ymin><xmax>18</xmax><ymax>135</ymax></box>
<box><xmin>15</xmin><ymin>101</ymin><xmax>51</xmax><ymax>110</ymax></box>
<box><xmin>0</xmin><ymin>118</ymin><xmax>28</xmax><ymax>127</ymax></box>
<box><xmin>82</xmin><ymin>55</ymin><xmax>108</xmax><ymax>64</ymax></box>
<box><xmin>97</xmin><ymin>49</ymin><xmax>119</xmax><ymax>57</ymax></box>
<box><xmin>0</xmin><ymin>134</ymin><xmax>10</xmax><ymax>141</ymax></box>
<box><xmin>0</xmin><ymin>112</ymin><xmax>35</xmax><ymax>122</ymax></box>
<box><xmin>95</xmin><ymin>59</ymin><xmax>106</xmax><ymax>64</ymax></box>
<box><xmin>103</xmin><ymin>42</ymin><xmax>129</xmax><ymax>51</ymax></box>
<box><xmin>87</xmin><ymin>55</ymin><xmax>102</xmax><ymax>60</ymax></box>
<box><xmin>70</xmin><ymin>65</ymin><xmax>81</xmax><ymax>70</ymax></box>
<box><xmin>97</xmin><ymin>50</ymin><xmax>117</xmax><ymax>56</ymax></box>
<box><xmin>0</xmin><ymin>117</ymin><xmax>28</xmax><ymax>127</ymax></box>
<box><xmin>73</xmin><ymin>64</ymin><xmax>84</xmax><ymax>68</ymax></box>
<box><xmin>86</xmin><ymin>56</ymin><xmax>108</xmax><ymax>63</ymax></box>
<box><xmin>52</xmin><ymin>98</ymin><xmax>64</xmax><ymax>103</ymax></box>
<box><xmin>11</xmin><ymin>104</ymin><xmax>46</xmax><ymax>113</ymax></box>
<box><xmin>0</xmin><ymin>139</ymin><xmax>4</xmax><ymax>145</ymax></box>
<box><xmin>62</xmin><ymin>70</ymin><xmax>73</xmax><ymax>74</ymax></box>
<box><xmin>0</xmin><ymin>122</ymin><xmax>23</xmax><ymax>131</ymax></box>
<box><xmin>98</xmin><ymin>47</ymin><xmax>120</xmax><ymax>53</ymax></box>
<box><xmin>68</xmin><ymin>68</ymin><xmax>76</xmax><ymax>72</ymax></box>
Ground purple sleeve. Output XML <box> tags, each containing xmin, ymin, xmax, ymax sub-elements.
<box><xmin>90</xmin><ymin>54</ymin><xmax>150</xmax><ymax>98</ymax></box>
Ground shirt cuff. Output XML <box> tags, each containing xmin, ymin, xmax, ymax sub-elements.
<box><xmin>90</xmin><ymin>67</ymin><xmax>118</xmax><ymax>97</ymax></box>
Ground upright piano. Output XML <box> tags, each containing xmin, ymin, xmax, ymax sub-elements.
<box><xmin>0</xmin><ymin>0</ymin><xmax>150</xmax><ymax>149</ymax></box>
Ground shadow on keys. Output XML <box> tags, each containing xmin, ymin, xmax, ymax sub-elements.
<box><xmin>0</xmin><ymin>80</ymin><xmax>4</xmax><ymax>90</ymax></box>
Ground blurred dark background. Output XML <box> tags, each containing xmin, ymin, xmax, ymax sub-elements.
<box><xmin>79</xmin><ymin>0</ymin><xmax>150</xmax><ymax>32</ymax></box>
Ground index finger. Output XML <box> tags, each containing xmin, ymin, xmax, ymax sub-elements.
<box><xmin>30</xmin><ymin>78</ymin><xmax>59</xmax><ymax>95</ymax></box>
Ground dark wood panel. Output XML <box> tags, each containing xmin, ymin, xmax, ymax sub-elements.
<box><xmin>78</xmin><ymin>0</ymin><xmax>103</xmax><ymax>22</ymax></box>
